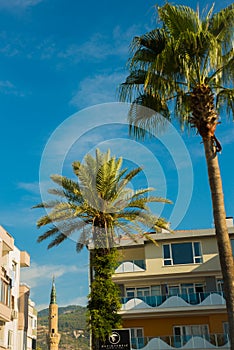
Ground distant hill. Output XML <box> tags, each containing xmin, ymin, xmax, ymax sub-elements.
<box><xmin>37</xmin><ymin>305</ymin><xmax>90</xmax><ymax>350</ymax></box>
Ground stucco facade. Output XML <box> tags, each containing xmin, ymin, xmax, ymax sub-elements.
<box><xmin>0</xmin><ymin>225</ymin><xmax>37</xmax><ymax>350</ymax></box>
<box><xmin>113</xmin><ymin>218</ymin><xmax>234</xmax><ymax>350</ymax></box>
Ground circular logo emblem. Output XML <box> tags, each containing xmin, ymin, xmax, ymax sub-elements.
<box><xmin>109</xmin><ymin>332</ymin><xmax>120</xmax><ymax>344</ymax></box>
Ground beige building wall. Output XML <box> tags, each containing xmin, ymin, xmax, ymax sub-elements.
<box><xmin>0</xmin><ymin>225</ymin><xmax>36</xmax><ymax>350</ymax></box>
<box><xmin>113</xmin><ymin>224</ymin><xmax>234</xmax><ymax>342</ymax></box>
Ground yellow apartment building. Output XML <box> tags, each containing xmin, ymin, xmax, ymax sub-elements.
<box><xmin>113</xmin><ymin>218</ymin><xmax>234</xmax><ymax>350</ymax></box>
<box><xmin>0</xmin><ymin>225</ymin><xmax>37</xmax><ymax>350</ymax></box>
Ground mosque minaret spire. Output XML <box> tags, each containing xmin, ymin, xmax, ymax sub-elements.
<box><xmin>47</xmin><ymin>277</ymin><xmax>61</xmax><ymax>350</ymax></box>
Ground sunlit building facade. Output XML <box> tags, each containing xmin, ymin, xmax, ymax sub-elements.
<box><xmin>0</xmin><ymin>225</ymin><xmax>37</xmax><ymax>350</ymax></box>
<box><xmin>113</xmin><ymin>218</ymin><xmax>234</xmax><ymax>350</ymax></box>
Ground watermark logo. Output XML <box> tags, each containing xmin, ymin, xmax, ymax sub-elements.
<box><xmin>109</xmin><ymin>332</ymin><xmax>121</xmax><ymax>345</ymax></box>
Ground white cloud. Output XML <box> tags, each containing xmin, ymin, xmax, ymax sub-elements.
<box><xmin>58</xmin><ymin>33</ymin><xmax>110</xmax><ymax>62</ymax></box>
<box><xmin>0</xmin><ymin>80</ymin><xmax>24</xmax><ymax>96</ymax></box>
<box><xmin>0</xmin><ymin>23</ymin><xmax>139</xmax><ymax>63</ymax></box>
<box><xmin>0</xmin><ymin>0</ymin><xmax>43</xmax><ymax>9</ymax></box>
<box><xmin>58</xmin><ymin>24</ymin><xmax>140</xmax><ymax>63</ymax></box>
<box><xmin>70</xmin><ymin>71</ymin><xmax>125</xmax><ymax>108</ymax></box>
<box><xmin>21</xmin><ymin>262</ymin><xmax>89</xmax><ymax>310</ymax></box>
<box><xmin>21</xmin><ymin>262</ymin><xmax>85</xmax><ymax>288</ymax></box>
<box><xmin>17</xmin><ymin>181</ymin><xmax>40</xmax><ymax>194</ymax></box>
<box><xmin>0</xmin><ymin>205</ymin><xmax>39</xmax><ymax>229</ymax></box>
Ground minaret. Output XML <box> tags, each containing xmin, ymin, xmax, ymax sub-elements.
<box><xmin>47</xmin><ymin>278</ymin><xmax>61</xmax><ymax>350</ymax></box>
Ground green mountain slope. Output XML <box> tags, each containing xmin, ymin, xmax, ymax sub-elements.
<box><xmin>37</xmin><ymin>305</ymin><xmax>90</xmax><ymax>350</ymax></box>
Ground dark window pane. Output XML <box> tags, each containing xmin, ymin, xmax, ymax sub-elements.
<box><xmin>163</xmin><ymin>245</ymin><xmax>170</xmax><ymax>258</ymax></box>
<box><xmin>231</xmin><ymin>240</ymin><xmax>234</xmax><ymax>256</ymax></box>
<box><xmin>195</xmin><ymin>257</ymin><xmax>202</xmax><ymax>263</ymax></box>
<box><xmin>164</xmin><ymin>260</ymin><xmax>172</xmax><ymax>266</ymax></box>
<box><xmin>194</xmin><ymin>242</ymin><xmax>201</xmax><ymax>256</ymax></box>
<box><xmin>172</xmin><ymin>243</ymin><xmax>193</xmax><ymax>264</ymax></box>
<box><xmin>134</xmin><ymin>260</ymin><xmax>146</xmax><ymax>269</ymax></box>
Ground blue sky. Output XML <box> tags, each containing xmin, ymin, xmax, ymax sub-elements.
<box><xmin>0</xmin><ymin>0</ymin><xmax>233</xmax><ymax>310</ymax></box>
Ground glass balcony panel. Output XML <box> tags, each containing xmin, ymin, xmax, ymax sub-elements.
<box><xmin>122</xmin><ymin>291</ymin><xmax>225</xmax><ymax>308</ymax></box>
<box><xmin>131</xmin><ymin>334</ymin><xmax>229</xmax><ymax>349</ymax></box>
<box><xmin>134</xmin><ymin>260</ymin><xmax>146</xmax><ymax>269</ymax></box>
<box><xmin>115</xmin><ymin>260</ymin><xmax>146</xmax><ymax>273</ymax></box>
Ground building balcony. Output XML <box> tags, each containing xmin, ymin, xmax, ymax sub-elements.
<box><xmin>20</xmin><ymin>251</ymin><xmax>30</xmax><ymax>267</ymax></box>
<box><xmin>131</xmin><ymin>333</ymin><xmax>229</xmax><ymax>349</ymax></box>
<box><xmin>0</xmin><ymin>226</ymin><xmax>14</xmax><ymax>253</ymax></box>
<box><xmin>121</xmin><ymin>291</ymin><xmax>226</xmax><ymax>311</ymax></box>
<box><xmin>0</xmin><ymin>340</ymin><xmax>6</xmax><ymax>349</ymax></box>
<box><xmin>115</xmin><ymin>260</ymin><xmax>146</xmax><ymax>273</ymax></box>
<box><xmin>0</xmin><ymin>302</ymin><xmax>11</xmax><ymax>322</ymax></box>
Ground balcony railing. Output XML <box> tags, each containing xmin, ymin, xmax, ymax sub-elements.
<box><xmin>115</xmin><ymin>260</ymin><xmax>146</xmax><ymax>273</ymax></box>
<box><xmin>131</xmin><ymin>333</ymin><xmax>229</xmax><ymax>349</ymax></box>
<box><xmin>121</xmin><ymin>291</ymin><xmax>225</xmax><ymax>310</ymax></box>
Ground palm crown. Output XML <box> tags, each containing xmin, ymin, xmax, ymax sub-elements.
<box><xmin>119</xmin><ymin>3</ymin><xmax>234</xmax><ymax>142</ymax></box>
<box><xmin>35</xmin><ymin>149</ymin><xmax>170</xmax><ymax>251</ymax></box>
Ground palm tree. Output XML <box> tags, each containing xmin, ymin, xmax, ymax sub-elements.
<box><xmin>34</xmin><ymin>148</ymin><xmax>171</xmax><ymax>348</ymax></box>
<box><xmin>119</xmin><ymin>3</ymin><xmax>234</xmax><ymax>347</ymax></box>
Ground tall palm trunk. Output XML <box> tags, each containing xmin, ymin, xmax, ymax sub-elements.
<box><xmin>203</xmin><ymin>137</ymin><xmax>234</xmax><ymax>348</ymax></box>
<box><xmin>89</xmin><ymin>223</ymin><xmax>122</xmax><ymax>350</ymax></box>
<box><xmin>191</xmin><ymin>84</ymin><xmax>234</xmax><ymax>347</ymax></box>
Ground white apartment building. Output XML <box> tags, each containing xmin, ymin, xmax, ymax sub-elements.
<box><xmin>0</xmin><ymin>225</ymin><xmax>37</xmax><ymax>350</ymax></box>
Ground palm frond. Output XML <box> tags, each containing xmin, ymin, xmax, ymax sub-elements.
<box><xmin>158</xmin><ymin>4</ymin><xmax>199</xmax><ymax>39</ymax></box>
<box><xmin>216</xmin><ymin>88</ymin><xmax>234</xmax><ymax>117</ymax></box>
<box><xmin>37</xmin><ymin>225</ymin><xmax>59</xmax><ymax>243</ymax></box>
<box><xmin>32</xmin><ymin>200</ymin><xmax>61</xmax><ymax>209</ymax></box>
<box><xmin>47</xmin><ymin>188</ymin><xmax>67</xmax><ymax>197</ymax></box>
<box><xmin>130</xmin><ymin>29</ymin><xmax>166</xmax><ymax>55</ymax></box>
<box><xmin>47</xmin><ymin>233</ymin><xmax>68</xmax><ymax>249</ymax></box>
<box><xmin>76</xmin><ymin>226</ymin><xmax>91</xmax><ymax>252</ymax></box>
<box><xmin>117</xmin><ymin>167</ymin><xmax>143</xmax><ymax>192</ymax></box>
<box><xmin>209</xmin><ymin>3</ymin><xmax>234</xmax><ymax>46</ymax></box>
<box><xmin>128</xmin><ymin>96</ymin><xmax>170</xmax><ymax>139</ymax></box>
<box><xmin>37</xmin><ymin>215</ymin><xmax>53</xmax><ymax>228</ymax></box>
<box><xmin>72</xmin><ymin>161</ymin><xmax>81</xmax><ymax>177</ymax></box>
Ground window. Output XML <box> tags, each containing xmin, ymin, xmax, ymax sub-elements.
<box><xmin>130</xmin><ymin>328</ymin><xmax>144</xmax><ymax>349</ymax></box>
<box><xmin>163</xmin><ymin>242</ymin><xmax>202</xmax><ymax>265</ymax></box>
<box><xmin>223</xmin><ymin>322</ymin><xmax>229</xmax><ymax>335</ymax></box>
<box><xmin>8</xmin><ymin>330</ymin><xmax>13</xmax><ymax>350</ymax></box>
<box><xmin>11</xmin><ymin>262</ymin><xmax>17</xmax><ymax>287</ymax></box>
<box><xmin>126</xmin><ymin>288</ymin><xmax>135</xmax><ymax>298</ymax></box>
<box><xmin>181</xmin><ymin>284</ymin><xmax>195</xmax><ymax>295</ymax></box>
<box><xmin>174</xmin><ymin>324</ymin><xmax>209</xmax><ymax>336</ymax></box>
<box><xmin>0</xmin><ymin>279</ymin><xmax>11</xmax><ymax>306</ymax></box>
<box><xmin>131</xmin><ymin>328</ymin><xmax>144</xmax><ymax>338</ymax></box>
<box><xmin>29</xmin><ymin>315</ymin><xmax>33</xmax><ymax>328</ymax></box>
<box><xmin>169</xmin><ymin>285</ymin><xmax>180</xmax><ymax>296</ymax></box>
<box><xmin>136</xmin><ymin>288</ymin><xmax>150</xmax><ymax>297</ymax></box>
<box><xmin>221</xmin><ymin>323</ymin><xmax>229</xmax><ymax>344</ymax></box>
<box><xmin>217</xmin><ymin>279</ymin><xmax>224</xmax><ymax>292</ymax></box>
<box><xmin>174</xmin><ymin>325</ymin><xmax>209</xmax><ymax>346</ymax></box>
<box><xmin>32</xmin><ymin>339</ymin><xmax>36</xmax><ymax>350</ymax></box>
<box><xmin>151</xmin><ymin>285</ymin><xmax>161</xmax><ymax>296</ymax></box>
<box><xmin>230</xmin><ymin>239</ymin><xmax>234</xmax><ymax>256</ymax></box>
<box><xmin>33</xmin><ymin>319</ymin><xmax>37</xmax><ymax>329</ymax></box>
<box><xmin>126</xmin><ymin>287</ymin><xmax>150</xmax><ymax>298</ymax></box>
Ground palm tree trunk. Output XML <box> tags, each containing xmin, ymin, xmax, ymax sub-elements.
<box><xmin>203</xmin><ymin>137</ymin><xmax>234</xmax><ymax>349</ymax></box>
<box><xmin>89</xmin><ymin>249</ymin><xmax>95</xmax><ymax>350</ymax></box>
